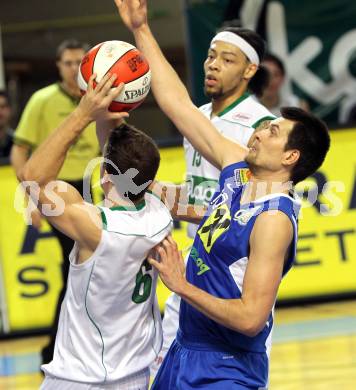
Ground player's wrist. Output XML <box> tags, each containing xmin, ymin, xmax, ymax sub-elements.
<box><xmin>174</xmin><ymin>279</ymin><xmax>190</xmax><ymax>297</ymax></box>
<box><xmin>133</xmin><ymin>24</ymin><xmax>151</xmax><ymax>40</ymax></box>
<box><xmin>72</xmin><ymin>107</ymin><xmax>93</xmax><ymax>129</ymax></box>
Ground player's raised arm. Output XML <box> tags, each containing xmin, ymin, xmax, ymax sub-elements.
<box><xmin>20</xmin><ymin>75</ymin><xmax>128</xmax><ymax>249</ymax></box>
<box><xmin>115</xmin><ymin>0</ymin><xmax>248</xmax><ymax>169</ymax></box>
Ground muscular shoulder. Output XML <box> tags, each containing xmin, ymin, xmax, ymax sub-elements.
<box><xmin>252</xmin><ymin>210</ymin><xmax>293</xmax><ymax>251</ymax></box>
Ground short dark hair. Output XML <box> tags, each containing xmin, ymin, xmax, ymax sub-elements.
<box><xmin>56</xmin><ymin>39</ymin><xmax>90</xmax><ymax>61</ymax></box>
<box><xmin>263</xmin><ymin>53</ymin><xmax>286</xmax><ymax>76</ymax></box>
<box><xmin>281</xmin><ymin>107</ymin><xmax>330</xmax><ymax>184</ymax></box>
<box><xmin>218</xmin><ymin>27</ymin><xmax>268</xmax><ymax>97</ymax></box>
<box><xmin>0</xmin><ymin>90</ymin><xmax>10</xmax><ymax>105</ymax></box>
<box><xmin>104</xmin><ymin>123</ymin><xmax>160</xmax><ymax>202</ymax></box>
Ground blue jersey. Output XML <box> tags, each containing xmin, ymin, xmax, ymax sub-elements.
<box><xmin>179</xmin><ymin>161</ymin><xmax>301</xmax><ymax>355</ymax></box>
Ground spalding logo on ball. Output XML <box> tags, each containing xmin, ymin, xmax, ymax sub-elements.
<box><xmin>78</xmin><ymin>40</ymin><xmax>151</xmax><ymax>112</ymax></box>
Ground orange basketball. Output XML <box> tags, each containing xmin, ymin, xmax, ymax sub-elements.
<box><xmin>77</xmin><ymin>40</ymin><xmax>151</xmax><ymax>112</ymax></box>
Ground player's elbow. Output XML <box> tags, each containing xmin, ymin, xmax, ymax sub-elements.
<box><xmin>235</xmin><ymin>317</ymin><xmax>265</xmax><ymax>337</ymax></box>
<box><xmin>236</xmin><ymin>322</ymin><xmax>257</xmax><ymax>337</ymax></box>
<box><xmin>21</xmin><ymin>163</ymin><xmax>34</xmax><ymax>183</ymax></box>
<box><xmin>242</xmin><ymin>323</ymin><xmax>263</xmax><ymax>337</ymax></box>
<box><xmin>21</xmin><ymin>162</ymin><xmax>44</xmax><ymax>188</ymax></box>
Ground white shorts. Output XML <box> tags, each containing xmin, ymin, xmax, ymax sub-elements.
<box><xmin>40</xmin><ymin>368</ymin><xmax>150</xmax><ymax>390</ymax></box>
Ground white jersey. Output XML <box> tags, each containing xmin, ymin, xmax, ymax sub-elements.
<box><xmin>42</xmin><ymin>192</ymin><xmax>173</xmax><ymax>384</ymax></box>
<box><xmin>184</xmin><ymin>93</ymin><xmax>275</xmax><ymax>238</ymax></box>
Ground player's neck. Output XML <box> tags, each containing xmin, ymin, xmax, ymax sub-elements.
<box><xmin>211</xmin><ymin>87</ymin><xmax>248</xmax><ymax>117</ymax></box>
<box><xmin>103</xmin><ymin>192</ymin><xmax>145</xmax><ymax>210</ymax></box>
<box><xmin>241</xmin><ymin>173</ymin><xmax>292</xmax><ymax>204</ymax></box>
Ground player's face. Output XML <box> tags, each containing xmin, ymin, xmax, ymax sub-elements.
<box><xmin>57</xmin><ymin>48</ymin><xmax>86</xmax><ymax>88</ymax></box>
<box><xmin>245</xmin><ymin>117</ymin><xmax>298</xmax><ymax>175</ymax></box>
<box><xmin>203</xmin><ymin>41</ymin><xmax>257</xmax><ymax>99</ymax></box>
<box><xmin>0</xmin><ymin>96</ymin><xmax>11</xmax><ymax>129</ymax></box>
<box><xmin>262</xmin><ymin>60</ymin><xmax>285</xmax><ymax>96</ymax></box>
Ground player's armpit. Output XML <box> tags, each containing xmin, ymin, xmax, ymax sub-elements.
<box><xmin>26</xmin><ymin>180</ymin><xmax>102</xmax><ymax>251</ymax></box>
<box><xmin>220</xmin><ymin>136</ymin><xmax>249</xmax><ymax>169</ymax></box>
<box><xmin>240</xmin><ymin>210</ymin><xmax>293</xmax><ymax>335</ymax></box>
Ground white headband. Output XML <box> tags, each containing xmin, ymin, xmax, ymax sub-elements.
<box><xmin>211</xmin><ymin>31</ymin><xmax>260</xmax><ymax>65</ymax></box>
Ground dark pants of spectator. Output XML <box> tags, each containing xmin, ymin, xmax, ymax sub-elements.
<box><xmin>41</xmin><ymin>179</ymin><xmax>87</xmax><ymax>365</ymax></box>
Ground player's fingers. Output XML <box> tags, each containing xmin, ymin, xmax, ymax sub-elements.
<box><xmin>127</xmin><ymin>0</ymin><xmax>135</xmax><ymax>12</ymax></box>
<box><xmin>155</xmin><ymin>245</ymin><xmax>167</xmax><ymax>263</ymax></box>
<box><xmin>167</xmin><ymin>236</ymin><xmax>179</xmax><ymax>256</ymax></box>
<box><xmin>162</xmin><ymin>238</ymin><xmax>174</xmax><ymax>261</ymax></box>
<box><xmin>141</xmin><ymin>0</ymin><xmax>148</xmax><ymax>12</ymax></box>
<box><xmin>109</xmin><ymin>82</ymin><xmax>125</xmax><ymax>100</ymax></box>
<box><xmin>95</xmin><ymin>73</ymin><xmax>114</xmax><ymax>94</ymax></box>
<box><xmin>167</xmin><ymin>235</ymin><xmax>178</xmax><ymax>248</ymax></box>
<box><xmin>107</xmin><ymin>112</ymin><xmax>129</xmax><ymax>121</ymax></box>
<box><xmin>179</xmin><ymin>250</ymin><xmax>185</xmax><ymax>262</ymax></box>
<box><xmin>87</xmin><ymin>74</ymin><xmax>97</xmax><ymax>93</ymax></box>
<box><xmin>147</xmin><ymin>257</ymin><xmax>162</xmax><ymax>272</ymax></box>
<box><xmin>100</xmin><ymin>73</ymin><xmax>117</xmax><ymax>96</ymax></box>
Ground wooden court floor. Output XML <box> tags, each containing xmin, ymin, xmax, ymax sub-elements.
<box><xmin>0</xmin><ymin>300</ymin><xmax>355</xmax><ymax>389</ymax></box>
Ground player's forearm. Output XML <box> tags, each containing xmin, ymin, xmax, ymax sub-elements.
<box><xmin>132</xmin><ymin>26</ymin><xmax>223</xmax><ymax>169</ymax></box>
<box><xmin>177</xmin><ymin>281</ymin><xmax>263</xmax><ymax>337</ymax></box>
<box><xmin>21</xmin><ymin>110</ymin><xmax>91</xmax><ymax>186</ymax></box>
<box><xmin>172</xmin><ymin>204</ymin><xmax>206</xmax><ymax>224</ymax></box>
<box><xmin>150</xmin><ymin>181</ymin><xmax>185</xmax><ymax>214</ymax></box>
<box><xmin>133</xmin><ymin>26</ymin><xmax>191</xmax><ymax>119</ymax></box>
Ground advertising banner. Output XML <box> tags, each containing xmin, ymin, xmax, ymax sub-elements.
<box><xmin>184</xmin><ymin>0</ymin><xmax>356</xmax><ymax>125</ymax></box>
<box><xmin>0</xmin><ymin>133</ymin><xmax>355</xmax><ymax>333</ymax></box>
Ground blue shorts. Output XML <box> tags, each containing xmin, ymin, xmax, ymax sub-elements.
<box><xmin>152</xmin><ymin>332</ymin><xmax>268</xmax><ymax>390</ymax></box>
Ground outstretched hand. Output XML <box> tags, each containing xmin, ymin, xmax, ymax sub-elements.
<box><xmin>77</xmin><ymin>73</ymin><xmax>129</xmax><ymax>123</ymax></box>
<box><xmin>114</xmin><ymin>0</ymin><xmax>148</xmax><ymax>31</ymax></box>
<box><xmin>148</xmin><ymin>235</ymin><xmax>187</xmax><ymax>294</ymax></box>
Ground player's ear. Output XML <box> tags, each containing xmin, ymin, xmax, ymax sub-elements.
<box><xmin>283</xmin><ymin>149</ymin><xmax>300</xmax><ymax>167</ymax></box>
<box><xmin>100</xmin><ymin>171</ymin><xmax>113</xmax><ymax>188</ymax></box>
<box><xmin>243</xmin><ymin>63</ymin><xmax>258</xmax><ymax>81</ymax></box>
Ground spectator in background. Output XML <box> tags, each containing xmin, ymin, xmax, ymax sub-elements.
<box><xmin>10</xmin><ymin>39</ymin><xmax>99</xmax><ymax>365</ymax></box>
<box><xmin>0</xmin><ymin>91</ymin><xmax>13</xmax><ymax>160</ymax></box>
<box><xmin>259</xmin><ymin>53</ymin><xmax>309</xmax><ymax>116</ymax></box>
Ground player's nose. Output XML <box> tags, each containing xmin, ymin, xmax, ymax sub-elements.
<box><xmin>208</xmin><ymin>59</ymin><xmax>220</xmax><ymax>71</ymax></box>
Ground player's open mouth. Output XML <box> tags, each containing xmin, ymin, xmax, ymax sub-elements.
<box><xmin>205</xmin><ymin>75</ymin><xmax>218</xmax><ymax>87</ymax></box>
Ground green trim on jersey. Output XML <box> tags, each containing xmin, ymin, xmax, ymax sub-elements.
<box><xmin>252</xmin><ymin>115</ymin><xmax>276</xmax><ymax>129</ymax></box>
<box><xmin>85</xmin><ymin>262</ymin><xmax>108</xmax><ymax>382</ymax></box>
<box><xmin>99</xmin><ymin>208</ymin><xmax>108</xmax><ymax>230</ymax></box>
<box><xmin>217</xmin><ymin>92</ymin><xmax>250</xmax><ymax>117</ymax></box>
<box><xmin>110</xmin><ymin>199</ymin><xmax>146</xmax><ymax>212</ymax></box>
